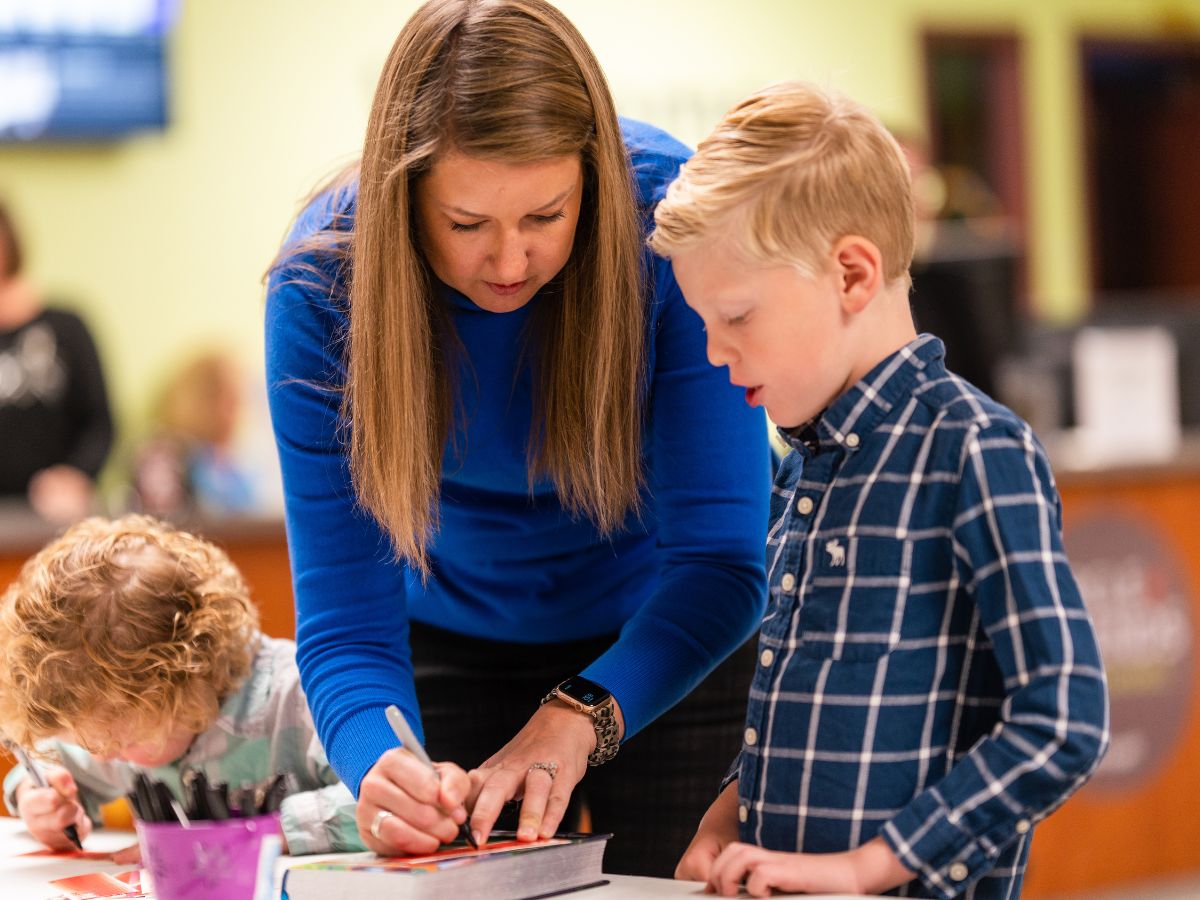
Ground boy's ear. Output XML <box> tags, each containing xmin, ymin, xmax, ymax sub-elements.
<box><xmin>831</xmin><ymin>235</ymin><xmax>883</xmax><ymax>314</ymax></box>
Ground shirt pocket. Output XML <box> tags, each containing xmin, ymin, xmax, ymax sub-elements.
<box><xmin>796</xmin><ymin>535</ymin><xmax>910</xmax><ymax>662</ymax></box>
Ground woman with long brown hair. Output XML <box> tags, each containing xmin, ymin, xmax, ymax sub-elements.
<box><xmin>266</xmin><ymin>0</ymin><xmax>768</xmax><ymax>876</ymax></box>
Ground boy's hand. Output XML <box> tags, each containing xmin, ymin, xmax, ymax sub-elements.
<box><xmin>15</xmin><ymin>767</ymin><xmax>93</xmax><ymax>851</ymax></box>
<box><xmin>705</xmin><ymin>835</ymin><xmax>915</xmax><ymax>897</ymax></box>
<box><xmin>675</xmin><ymin>780</ymin><xmax>741</xmax><ymax>883</ymax></box>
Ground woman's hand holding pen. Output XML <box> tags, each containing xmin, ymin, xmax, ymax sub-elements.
<box><xmin>15</xmin><ymin>766</ymin><xmax>92</xmax><ymax>852</ymax></box>
<box><xmin>358</xmin><ymin>751</ymin><xmax>473</xmax><ymax>856</ymax></box>
<box><xmin>468</xmin><ymin>699</ymin><xmax>617</xmax><ymax>846</ymax></box>
<box><xmin>359</xmin><ymin>698</ymin><xmax>625</xmax><ymax>854</ymax></box>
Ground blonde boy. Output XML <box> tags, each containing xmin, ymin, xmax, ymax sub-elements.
<box><xmin>650</xmin><ymin>82</ymin><xmax>1109</xmax><ymax>898</ymax></box>
<box><xmin>0</xmin><ymin>515</ymin><xmax>364</xmax><ymax>857</ymax></box>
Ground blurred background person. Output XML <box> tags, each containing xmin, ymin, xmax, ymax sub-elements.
<box><xmin>131</xmin><ymin>349</ymin><xmax>263</xmax><ymax>518</ymax></box>
<box><xmin>0</xmin><ymin>199</ymin><xmax>113</xmax><ymax>524</ymax></box>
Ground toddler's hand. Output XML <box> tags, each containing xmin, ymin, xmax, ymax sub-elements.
<box><xmin>110</xmin><ymin>842</ymin><xmax>142</xmax><ymax>865</ymax></box>
<box><xmin>16</xmin><ymin>766</ymin><xmax>92</xmax><ymax>851</ymax></box>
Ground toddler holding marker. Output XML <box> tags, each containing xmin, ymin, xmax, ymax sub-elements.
<box><xmin>0</xmin><ymin>515</ymin><xmax>364</xmax><ymax>859</ymax></box>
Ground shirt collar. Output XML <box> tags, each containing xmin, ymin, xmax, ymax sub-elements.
<box><xmin>778</xmin><ymin>334</ymin><xmax>945</xmax><ymax>456</ymax></box>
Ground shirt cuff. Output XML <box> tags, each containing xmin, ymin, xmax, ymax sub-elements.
<box><xmin>3</xmin><ymin>764</ymin><xmax>27</xmax><ymax>816</ymax></box>
<box><xmin>720</xmin><ymin>752</ymin><xmax>741</xmax><ymax>794</ymax></box>
<box><xmin>325</xmin><ymin>706</ymin><xmax>406</xmax><ymax>797</ymax></box>
<box><xmin>880</xmin><ymin>789</ymin><xmax>1000</xmax><ymax>899</ymax></box>
<box><xmin>279</xmin><ymin>791</ymin><xmax>333</xmax><ymax>856</ymax></box>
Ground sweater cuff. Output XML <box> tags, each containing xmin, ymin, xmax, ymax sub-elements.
<box><xmin>880</xmin><ymin>790</ymin><xmax>995</xmax><ymax>899</ymax></box>
<box><xmin>325</xmin><ymin>706</ymin><xmax>406</xmax><ymax>797</ymax></box>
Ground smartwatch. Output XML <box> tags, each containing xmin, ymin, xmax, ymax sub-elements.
<box><xmin>541</xmin><ymin>675</ymin><xmax>621</xmax><ymax>766</ymax></box>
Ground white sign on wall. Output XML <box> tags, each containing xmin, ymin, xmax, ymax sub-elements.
<box><xmin>1070</xmin><ymin>325</ymin><xmax>1181</xmax><ymax>467</ymax></box>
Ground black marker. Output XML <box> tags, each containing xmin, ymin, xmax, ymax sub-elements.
<box><xmin>11</xmin><ymin>745</ymin><xmax>84</xmax><ymax>850</ymax></box>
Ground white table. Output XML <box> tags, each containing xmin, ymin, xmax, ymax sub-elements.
<box><xmin>0</xmin><ymin>817</ymin><xmax>865</xmax><ymax>898</ymax></box>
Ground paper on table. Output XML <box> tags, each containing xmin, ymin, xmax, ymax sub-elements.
<box><xmin>46</xmin><ymin>869</ymin><xmax>147</xmax><ymax>899</ymax></box>
<box><xmin>19</xmin><ymin>848</ymin><xmax>118</xmax><ymax>861</ymax></box>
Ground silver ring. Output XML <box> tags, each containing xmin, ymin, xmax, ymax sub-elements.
<box><xmin>528</xmin><ymin>761</ymin><xmax>558</xmax><ymax>780</ymax></box>
<box><xmin>370</xmin><ymin>808</ymin><xmax>394</xmax><ymax>841</ymax></box>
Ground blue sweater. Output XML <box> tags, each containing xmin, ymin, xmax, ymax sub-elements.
<box><xmin>265</xmin><ymin>120</ymin><xmax>769</xmax><ymax>794</ymax></box>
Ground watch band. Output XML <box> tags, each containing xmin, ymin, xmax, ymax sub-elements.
<box><xmin>541</xmin><ymin>684</ymin><xmax>621</xmax><ymax>766</ymax></box>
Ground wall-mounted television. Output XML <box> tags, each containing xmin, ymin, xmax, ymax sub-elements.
<box><xmin>0</xmin><ymin>0</ymin><xmax>178</xmax><ymax>142</ymax></box>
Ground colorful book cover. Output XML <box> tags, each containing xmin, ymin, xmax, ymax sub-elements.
<box><xmin>291</xmin><ymin>837</ymin><xmax>563</xmax><ymax>873</ymax></box>
<box><xmin>282</xmin><ymin>832</ymin><xmax>611</xmax><ymax>900</ymax></box>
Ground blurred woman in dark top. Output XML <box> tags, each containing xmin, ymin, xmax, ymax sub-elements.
<box><xmin>0</xmin><ymin>200</ymin><xmax>113</xmax><ymax>522</ymax></box>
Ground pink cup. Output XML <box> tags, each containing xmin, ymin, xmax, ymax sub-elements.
<box><xmin>136</xmin><ymin>813</ymin><xmax>282</xmax><ymax>900</ymax></box>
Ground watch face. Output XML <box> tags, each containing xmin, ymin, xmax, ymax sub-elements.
<box><xmin>557</xmin><ymin>676</ymin><xmax>611</xmax><ymax>709</ymax></box>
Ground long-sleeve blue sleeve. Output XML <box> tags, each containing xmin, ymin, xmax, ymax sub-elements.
<box><xmin>265</xmin><ymin>271</ymin><xmax>422</xmax><ymax>794</ymax></box>
<box><xmin>583</xmin><ymin>257</ymin><xmax>770</xmax><ymax>734</ymax></box>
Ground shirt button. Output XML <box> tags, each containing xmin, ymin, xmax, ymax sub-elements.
<box><xmin>760</xmin><ymin>649</ymin><xmax>775</xmax><ymax>667</ymax></box>
<box><xmin>796</xmin><ymin>496</ymin><xmax>814</xmax><ymax>515</ymax></box>
<box><xmin>1015</xmin><ymin>818</ymin><xmax>1031</xmax><ymax>834</ymax></box>
<box><xmin>744</xmin><ymin>727</ymin><xmax>758</xmax><ymax>746</ymax></box>
<box><xmin>949</xmin><ymin>862</ymin><xmax>969</xmax><ymax>882</ymax></box>
<box><xmin>780</xmin><ymin>573</ymin><xmax>796</xmax><ymax>592</ymax></box>
<box><xmin>845</xmin><ymin>432</ymin><xmax>861</xmax><ymax>448</ymax></box>
<box><xmin>738</xmin><ymin>804</ymin><xmax>749</xmax><ymax>823</ymax></box>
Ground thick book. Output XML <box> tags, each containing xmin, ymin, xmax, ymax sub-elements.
<box><xmin>281</xmin><ymin>832</ymin><xmax>611</xmax><ymax>900</ymax></box>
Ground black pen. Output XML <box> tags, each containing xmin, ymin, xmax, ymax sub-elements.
<box><xmin>134</xmin><ymin>771</ymin><xmax>164</xmax><ymax>822</ymax></box>
<box><xmin>11</xmin><ymin>745</ymin><xmax>84</xmax><ymax>850</ymax></box>
<box><xmin>385</xmin><ymin>705</ymin><xmax>478</xmax><ymax>849</ymax></box>
<box><xmin>260</xmin><ymin>773</ymin><xmax>290</xmax><ymax>814</ymax></box>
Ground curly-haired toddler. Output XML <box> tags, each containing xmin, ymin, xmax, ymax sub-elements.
<box><xmin>0</xmin><ymin>514</ymin><xmax>364</xmax><ymax>858</ymax></box>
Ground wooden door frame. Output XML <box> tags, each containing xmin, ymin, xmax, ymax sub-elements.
<box><xmin>921</xmin><ymin>29</ymin><xmax>1028</xmax><ymax>306</ymax></box>
<box><xmin>1080</xmin><ymin>37</ymin><xmax>1200</xmax><ymax>304</ymax></box>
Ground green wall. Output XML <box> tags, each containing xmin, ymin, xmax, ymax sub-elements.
<box><xmin>2</xmin><ymin>0</ymin><xmax>1198</xmax><ymax>460</ymax></box>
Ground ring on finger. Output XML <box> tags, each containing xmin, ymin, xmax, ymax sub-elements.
<box><xmin>527</xmin><ymin>761</ymin><xmax>558</xmax><ymax>780</ymax></box>
<box><xmin>370</xmin><ymin>808</ymin><xmax>394</xmax><ymax>841</ymax></box>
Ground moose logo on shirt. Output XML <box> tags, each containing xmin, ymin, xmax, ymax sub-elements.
<box><xmin>825</xmin><ymin>539</ymin><xmax>846</xmax><ymax>567</ymax></box>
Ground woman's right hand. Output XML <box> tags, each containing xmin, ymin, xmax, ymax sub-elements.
<box><xmin>356</xmin><ymin>749</ymin><xmax>472</xmax><ymax>855</ymax></box>
<box><xmin>15</xmin><ymin>767</ymin><xmax>92</xmax><ymax>851</ymax></box>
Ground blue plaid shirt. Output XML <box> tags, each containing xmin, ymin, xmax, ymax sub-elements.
<box><xmin>731</xmin><ymin>335</ymin><xmax>1109</xmax><ymax>898</ymax></box>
